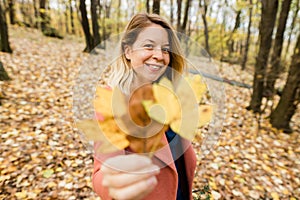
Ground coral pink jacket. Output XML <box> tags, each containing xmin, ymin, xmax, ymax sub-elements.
<box><xmin>92</xmin><ymin>134</ymin><xmax>197</xmax><ymax>200</ymax></box>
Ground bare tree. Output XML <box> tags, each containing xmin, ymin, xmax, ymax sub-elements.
<box><xmin>33</xmin><ymin>0</ymin><xmax>39</xmax><ymax>28</ymax></box>
<box><xmin>226</xmin><ymin>9</ymin><xmax>241</xmax><ymax>57</ymax></box>
<box><xmin>68</xmin><ymin>0</ymin><xmax>75</xmax><ymax>34</ymax></box>
<box><xmin>0</xmin><ymin>1</ymin><xmax>12</xmax><ymax>53</ymax></box>
<box><xmin>39</xmin><ymin>0</ymin><xmax>47</xmax><ymax>32</ymax></box>
<box><xmin>181</xmin><ymin>0</ymin><xmax>191</xmax><ymax>33</ymax></box>
<box><xmin>152</xmin><ymin>0</ymin><xmax>160</xmax><ymax>14</ymax></box>
<box><xmin>117</xmin><ymin>0</ymin><xmax>121</xmax><ymax>35</ymax></box>
<box><xmin>265</xmin><ymin>0</ymin><xmax>292</xmax><ymax>98</ymax></box>
<box><xmin>146</xmin><ymin>0</ymin><xmax>150</xmax><ymax>13</ymax></box>
<box><xmin>170</xmin><ymin>0</ymin><xmax>174</xmax><ymax>25</ymax></box>
<box><xmin>8</xmin><ymin>0</ymin><xmax>16</xmax><ymax>24</ymax></box>
<box><xmin>20</xmin><ymin>0</ymin><xmax>34</xmax><ymax>27</ymax></box>
<box><xmin>241</xmin><ymin>0</ymin><xmax>253</xmax><ymax>70</ymax></box>
<box><xmin>91</xmin><ymin>0</ymin><xmax>100</xmax><ymax>46</ymax></box>
<box><xmin>79</xmin><ymin>0</ymin><xmax>93</xmax><ymax>52</ymax></box>
<box><xmin>199</xmin><ymin>0</ymin><xmax>210</xmax><ymax>55</ymax></box>
<box><xmin>176</xmin><ymin>0</ymin><xmax>182</xmax><ymax>31</ymax></box>
<box><xmin>270</xmin><ymin>33</ymin><xmax>300</xmax><ymax>133</ymax></box>
<box><xmin>248</xmin><ymin>0</ymin><xmax>278</xmax><ymax>113</ymax></box>
<box><xmin>284</xmin><ymin>0</ymin><xmax>299</xmax><ymax>59</ymax></box>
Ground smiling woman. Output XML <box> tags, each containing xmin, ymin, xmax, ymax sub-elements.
<box><xmin>107</xmin><ymin>13</ymin><xmax>185</xmax><ymax>95</ymax></box>
<box><xmin>124</xmin><ymin>24</ymin><xmax>170</xmax><ymax>87</ymax></box>
<box><xmin>92</xmin><ymin>13</ymin><xmax>196</xmax><ymax>200</ymax></box>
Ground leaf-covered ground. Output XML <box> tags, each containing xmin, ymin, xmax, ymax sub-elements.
<box><xmin>0</xmin><ymin>27</ymin><xmax>299</xmax><ymax>199</ymax></box>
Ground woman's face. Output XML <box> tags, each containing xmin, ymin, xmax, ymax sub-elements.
<box><xmin>125</xmin><ymin>24</ymin><xmax>170</xmax><ymax>84</ymax></box>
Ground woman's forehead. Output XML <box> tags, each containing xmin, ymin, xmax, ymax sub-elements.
<box><xmin>135</xmin><ymin>24</ymin><xmax>169</xmax><ymax>44</ymax></box>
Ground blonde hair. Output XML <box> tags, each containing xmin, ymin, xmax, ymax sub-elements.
<box><xmin>107</xmin><ymin>13</ymin><xmax>186</xmax><ymax>94</ymax></box>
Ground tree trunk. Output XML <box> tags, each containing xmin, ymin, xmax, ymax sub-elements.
<box><xmin>65</xmin><ymin>1</ymin><xmax>69</xmax><ymax>34</ymax></box>
<box><xmin>270</xmin><ymin>33</ymin><xmax>300</xmax><ymax>133</ymax></box>
<box><xmin>284</xmin><ymin>0</ymin><xmax>299</xmax><ymax>60</ymax></box>
<box><xmin>117</xmin><ymin>0</ymin><xmax>121</xmax><ymax>36</ymax></box>
<box><xmin>20</xmin><ymin>0</ymin><xmax>32</xmax><ymax>27</ymax></box>
<box><xmin>170</xmin><ymin>0</ymin><xmax>173</xmax><ymax>25</ymax></box>
<box><xmin>91</xmin><ymin>0</ymin><xmax>100</xmax><ymax>46</ymax></box>
<box><xmin>199</xmin><ymin>0</ymin><xmax>210</xmax><ymax>56</ymax></box>
<box><xmin>8</xmin><ymin>0</ymin><xmax>16</xmax><ymax>24</ymax></box>
<box><xmin>0</xmin><ymin>2</ymin><xmax>12</xmax><ymax>53</ymax></box>
<box><xmin>181</xmin><ymin>0</ymin><xmax>190</xmax><ymax>33</ymax></box>
<box><xmin>103</xmin><ymin>0</ymin><xmax>112</xmax><ymax>41</ymax></box>
<box><xmin>152</xmin><ymin>0</ymin><xmax>160</xmax><ymax>15</ymax></box>
<box><xmin>105</xmin><ymin>0</ymin><xmax>112</xmax><ymax>18</ymax></box>
<box><xmin>248</xmin><ymin>0</ymin><xmax>278</xmax><ymax>113</ymax></box>
<box><xmin>33</xmin><ymin>0</ymin><xmax>39</xmax><ymax>28</ymax></box>
<box><xmin>227</xmin><ymin>10</ymin><xmax>241</xmax><ymax>56</ymax></box>
<box><xmin>69</xmin><ymin>0</ymin><xmax>75</xmax><ymax>34</ymax></box>
<box><xmin>146</xmin><ymin>0</ymin><xmax>150</xmax><ymax>13</ymax></box>
<box><xmin>0</xmin><ymin>61</ymin><xmax>10</xmax><ymax>81</ymax></box>
<box><xmin>176</xmin><ymin>0</ymin><xmax>182</xmax><ymax>32</ymax></box>
<box><xmin>241</xmin><ymin>0</ymin><xmax>253</xmax><ymax>70</ymax></box>
<box><xmin>79</xmin><ymin>0</ymin><xmax>94</xmax><ymax>52</ymax></box>
<box><xmin>39</xmin><ymin>0</ymin><xmax>47</xmax><ymax>32</ymax></box>
<box><xmin>265</xmin><ymin>0</ymin><xmax>292</xmax><ymax>98</ymax></box>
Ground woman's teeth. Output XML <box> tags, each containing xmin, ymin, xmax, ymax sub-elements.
<box><xmin>147</xmin><ymin>64</ymin><xmax>161</xmax><ymax>70</ymax></box>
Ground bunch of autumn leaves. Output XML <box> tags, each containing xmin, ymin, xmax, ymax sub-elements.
<box><xmin>76</xmin><ymin>75</ymin><xmax>213</xmax><ymax>154</ymax></box>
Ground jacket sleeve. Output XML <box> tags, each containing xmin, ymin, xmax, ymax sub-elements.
<box><xmin>92</xmin><ymin>156</ymin><xmax>112</xmax><ymax>200</ymax></box>
<box><xmin>92</xmin><ymin>145</ymin><xmax>125</xmax><ymax>200</ymax></box>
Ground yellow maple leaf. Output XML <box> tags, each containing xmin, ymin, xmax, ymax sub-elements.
<box><xmin>79</xmin><ymin>74</ymin><xmax>212</xmax><ymax>154</ymax></box>
<box><xmin>93</xmin><ymin>86</ymin><xmax>114</xmax><ymax>120</ymax></box>
<box><xmin>94</xmin><ymin>85</ymin><xmax>128</xmax><ymax>121</ymax></box>
<box><xmin>76</xmin><ymin>119</ymin><xmax>129</xmax><ymax>153</ymax></box>
<box><xmin>143</xmin><ymin>76</ymin><xmax>212</xmax><ymax>141</ymax></box>
<box><xmin>83</xmin><ymin>84</ymin><xmax>166</xmax><ymax>154</ymax></box>
<box><xmin>151</xmin><ymin>80</ymin><xmax>181</xmax><ymax>124</ymax></box>
<box><xmin>183</xmin><ymin>75</ymin><xmax>207</xmax><ymax>101</ymax></box>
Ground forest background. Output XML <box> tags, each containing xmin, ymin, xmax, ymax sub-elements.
<box><xmin>0</xmin><ymin>0</ymin><xmax>299</xmax><ymax>199</ymax></box>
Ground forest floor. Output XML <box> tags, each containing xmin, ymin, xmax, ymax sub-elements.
<box><xmin>0</xmin><ymin>26</ymin><xmax>299</xmax><ymax>200</ymax></box>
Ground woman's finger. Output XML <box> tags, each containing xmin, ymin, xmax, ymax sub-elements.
<box><xmin>101</xmin><ymin>154</ymin><xmax>152</xmax><ymax>174</ymax></box>
<box><xmin>102</xmin><ymin>164</ymin><xmax>160</xmax><ymax>188</ymax></box>
<box><xmin>108</xmin><ymin>176</ymin><xmax>158</xmax><ymax>200</ymax></box>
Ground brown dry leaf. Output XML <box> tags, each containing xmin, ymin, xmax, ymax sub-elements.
<box><xmin>126</xmin><ymin>84</ymin><xmax>166</xmax><ymax>153</ymax></box>
<box><xmin>128</xmin><ymin>125</ymin><xmax>169</xmax><ymax>154</ymax></box>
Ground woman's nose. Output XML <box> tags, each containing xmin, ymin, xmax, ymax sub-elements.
<box><xmin>152</xmin><ymin>48</ymin><xmax>164</xmax><ymax>60</ymax></box>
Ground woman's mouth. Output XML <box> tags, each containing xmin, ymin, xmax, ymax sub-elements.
<box><xmin>145</xmin><ymin>63</ymin><xmax>163</xmax><ymax>72</ymax></box>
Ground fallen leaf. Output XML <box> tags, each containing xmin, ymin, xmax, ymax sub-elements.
<box><xmin>42</xmin><ymin>169</ymin><xmax>54</xmax><ymax>178</ymax></box>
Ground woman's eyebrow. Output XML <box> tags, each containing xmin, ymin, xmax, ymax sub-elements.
<box><xmin>142</xmin><ymin>39</ymin><xmax>169</xmax><ymax>46</ymax></box>
<box><xmin>142</xmin><ymin>39</ymin><xmax>155</xmax><ymax>43</ymax></box>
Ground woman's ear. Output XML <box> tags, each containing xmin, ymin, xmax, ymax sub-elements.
<box><xmin>124</xmin><ymin>45</ymin><xmax>132</xmax><ymax>60</ymax></box>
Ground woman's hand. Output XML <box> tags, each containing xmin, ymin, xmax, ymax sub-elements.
<box><xmin>101</xmin><ymin>154</ymin><xmax>160</xmax><ymax>200</ymax></box>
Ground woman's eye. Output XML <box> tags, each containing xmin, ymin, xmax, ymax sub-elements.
<box><xmin>144</xmin><ymin>44</ymin><xmax>154</xmax><ymax>49</ymax></box>
<box><xmin>162</xmin><ymin>47</ymin><xmax>170</xmax><ymax>53</ymax></box>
